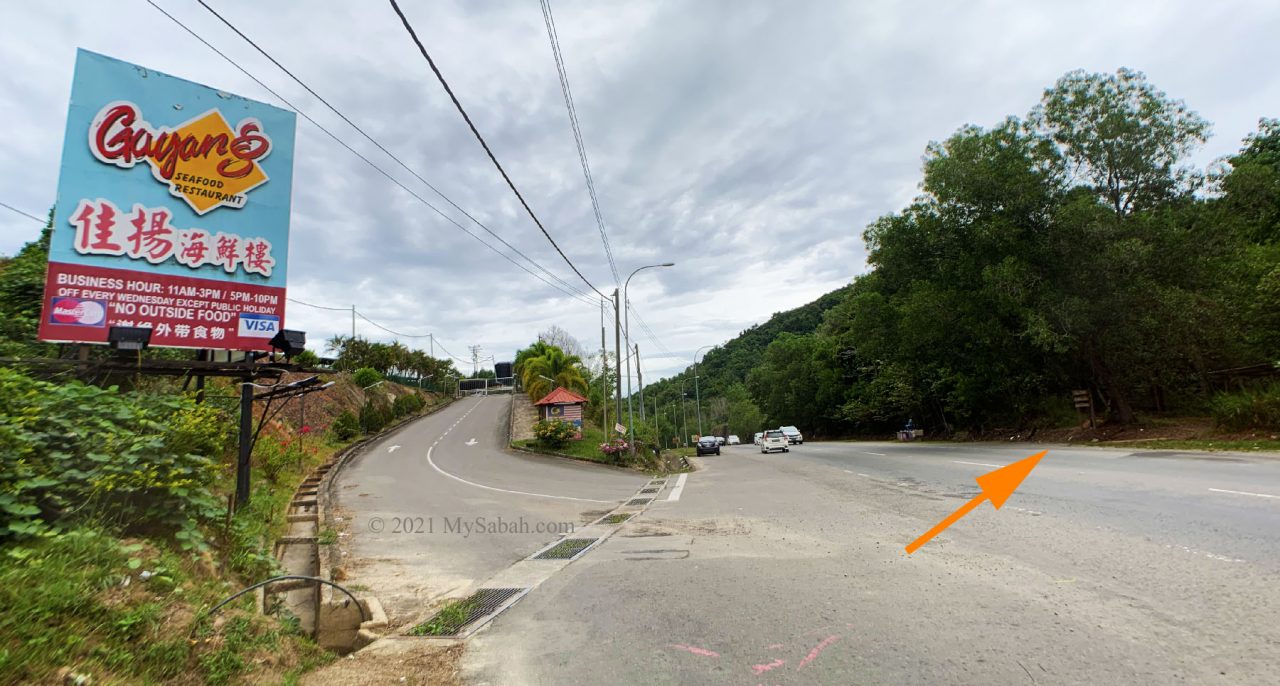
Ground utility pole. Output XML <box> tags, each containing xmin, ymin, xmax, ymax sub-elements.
<box><xmin>351</xmin><ymin>305</ymin><xmax>356</xmax><ymax>339</ymax></box>
<box><xmin>429</xmin><ymin>333</ymin><xmax>434</xmax><ymax>359</ymax></box>
<box><xmin>636</xmin><ymin>344</ymin><xmax>645</xmax><ymax>421</ymax></box>
<box><xmin>600</xmin><ymin>298</ymin><xmax>608</xmax><ymax>436</ymax></box>
<box><xmin>469</xmin><ymin>344</ymin><xmax>481</xmax><ymax>377</ymax></box>
<box><xmin>613</xmin><ymin>289</ymin><xmax>623</xmax><ymax>429</ymax></box>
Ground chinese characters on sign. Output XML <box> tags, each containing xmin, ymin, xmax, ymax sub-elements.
<box><xmin>38</xmin><ymin>50</ymin><xmax>296</xmax><ymax>351</ymax></box>
<box><xmin>70</xmin><ymin>199</ymin><xmax>276</xmax><ymax>275</ymax></box>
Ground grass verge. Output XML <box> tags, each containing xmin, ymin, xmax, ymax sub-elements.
<box><xmin>409</xmin><ymin>598</ymin><xmax>478</xmax><ymax>637</ymax></box>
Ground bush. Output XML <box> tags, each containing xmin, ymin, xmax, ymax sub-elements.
<box><xmin>393</xmin><ymin>393</ymin><xmax>425</xmax><ymax>418</ymax></box>
<box><xmin>533</xmin><ymin>419</ymin><xmax>577</xmax><ymax>448</ymax></box>
<box><xmin>331</xmin><ymin>410</ymin><xmax>359</xmax><ymax>440</ymax></box>
<box><xmin>352</xmin><ymin>367</ymin><xmax>384</xmax><ymax>388</ymax></box>
<box><xmin>0</xmin><ymin>369</ymin><xmax>221</xmax><ymax>543</ymax></box>
<box><xmin>292</xmin><ymin>349</ymin><xmax>320</xmax><ymax>367</ymax></box>
<box><xmin>1211</xmin><ymin>382</ymin><xmax>1280</xmax><ymax>430</ymax></box>
<box><xmin>359</xmin><ymin>400</ymin><xmax>393</xmax><ymax>434</ymax></box>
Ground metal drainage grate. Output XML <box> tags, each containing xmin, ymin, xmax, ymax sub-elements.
<box><xmin>649</xmin><ymin>480</ymin><xmax>666</xmax><ymax>486</ymax></box>
<box><xmin>640</xmin><ymin>488</ymin><xmax>659</xmax><ymax>494</ymax></box>
<box><xmin>534</xmin><ymin>538</ymin><xmax>598</xmax><ymax>560</ymax></box>
<box><xmin>410</xmin><ymin>587</ymin><xmax>524</xmax><ymax>637</ymax></box>
<box><xmin>627</xmin><ymin>498</ymin><xmax>652</xmax><ymax>506</ymax></box>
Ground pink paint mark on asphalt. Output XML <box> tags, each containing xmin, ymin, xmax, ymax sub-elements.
<box><xmin>797</xmin><ymin>635</ymin><xmax>840</xmax><ymax>669</ymax></box>
<box><xmin>751</xmin><ymin>659</ymin><xmax>785</xmax><ymax>675</ymax></box>
<box><xmin>668</xmin><ymin>644</ymin><xmax>720</xmax><ymax>658</ymax></box>
<box><xmin>767</xmin><ymin>644</ymin><xmax>784</xmax><ymax>650</ymax></box>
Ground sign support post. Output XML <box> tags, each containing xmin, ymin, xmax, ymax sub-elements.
<box><xmin>236</xmin><ymin>381</ymin><xmax>254</xmax><ymax>509</ymax></box>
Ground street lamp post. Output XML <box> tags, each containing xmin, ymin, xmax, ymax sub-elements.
<box><xmin>623</xmin><ymin>263</ymin><xmax>674</xmax><ymax>453</ymax></box>
<box><xmin>693</xmin><ymin>345</ymin><xmax>711</xmax><ymax>437</ymax></box>
<box><xmin>680</xmin><ymin>379</ymin><xmax>689</xmax><ymax>446</ymax></box>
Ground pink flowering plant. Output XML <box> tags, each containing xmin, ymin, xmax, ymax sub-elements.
<box><xmin>599</xmin><ymin>438</ymin><xmax>629</xmax><ymax>457</ymax></box>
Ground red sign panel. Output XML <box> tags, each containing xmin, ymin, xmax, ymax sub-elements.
<box><xmin>40</xmin><ymin>262</ymin><xmax>284</xmax><ymax>350</ymax></box>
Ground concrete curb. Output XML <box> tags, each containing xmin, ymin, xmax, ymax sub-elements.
<box><xmin>297</xmin><ymin>396</ymin><xmax>457</xmax><ymax>651</ymax></box>
<box><xmin>506</xmin><ymin>442</ymin><xmax>641</xmax><ymax>474</ymax></box>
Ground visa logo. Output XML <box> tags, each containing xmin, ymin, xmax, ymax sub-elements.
<box><xmin>238</xmin><ymin>313</ymin><xmax>280</xmax><ymax>338</ymax></box>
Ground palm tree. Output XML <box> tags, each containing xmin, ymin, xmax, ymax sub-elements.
<box><xmin>513</xmin><ymin>341</ymin><xmax>556</xmax><ymax>385</ymax></box>
<box><xmin>522</xmin><ymin>348</ymin><xmax>588</xmax><ymax>400</ymax></box>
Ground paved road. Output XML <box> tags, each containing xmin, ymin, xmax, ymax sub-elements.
<box><xmin>332</xmin><ymin>395</ymin><xmax>645</xmax><ymax>622</ymax></box>
<box><xmin>463</xmin><ymin>440</ymin><xmax>1280</xmax><ymax>685</ymax></box>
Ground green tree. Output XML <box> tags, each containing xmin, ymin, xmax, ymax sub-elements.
<box><xmin>747</xmin><ymin>333</ymin><xmax>845</xmax><ymax>434</ymax></box>
<box><xmin>1032</xmin><ymin>67</ymin><xmax>1210</xmax><ymax>217</ymax></box>
<box><xmin>0</xmin><ymin>217</ymin><xmax>58</xmax><ymax>358</ymax></box>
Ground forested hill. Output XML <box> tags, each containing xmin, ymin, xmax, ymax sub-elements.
<box><xmin>686</xmin><ymin>284</ymin><xmax>852</xmax><ymax>392</ymax></box>
<box><xmin>640</xmin><ymin>284</ymin><xmax>851</xmax><ymax>437</ymax></box>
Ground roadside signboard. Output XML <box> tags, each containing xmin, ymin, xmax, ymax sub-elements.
<box><xmin>38</xmin><ymin>49</ymin><xmax>297</xmax><ymax>351</ymax></box>
<box><xmin>615</xmin><ymin>422</ymin><xmax>627</xmax><ymax>435</ymax></box>
<box><xmin>1072</xmin><ymin>389</ymin><xmax>1096</xmax><ymax>428</ymax></box>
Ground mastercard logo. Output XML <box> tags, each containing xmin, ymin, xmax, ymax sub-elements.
<box><xmin>50</xmin><ymin>297</ymin><xmax>107</xmax><ymax>327</ymax></box>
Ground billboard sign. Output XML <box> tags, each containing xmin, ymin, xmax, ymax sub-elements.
<box><xmin>38</xmin><ymin>50</ymin><xmax>296</xmax><ymax>350</ymax></box>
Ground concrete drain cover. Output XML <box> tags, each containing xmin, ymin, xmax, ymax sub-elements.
<box><xmin>534</xmin><ymin>538</ymin><xmax>598</xmax><ymax>560</ymax></box>
<box><xmin>627</xmin><ymin>498</ymin><xmax>652</xmax><ymax>506</ymax></box>
<box><xmin>410</xmin><ymin>587</ymin><xmax>525</xmax><ymax>637</ymax></box>
<box><xmin>640</xmin><ymin>488</ymin><xmax>659</xmax><ymax>494</ymax></box>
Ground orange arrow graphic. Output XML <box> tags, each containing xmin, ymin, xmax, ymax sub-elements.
<box><xmin>905</xmin><ymin>450</ymin><xmax>1047</xmax><ymax>554</ymax></box>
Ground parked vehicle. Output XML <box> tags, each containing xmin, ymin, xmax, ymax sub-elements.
<box><xmin>728</xmin><ymin>435</ymin><xmax>741</xmax><ymax>445</ymax></box>
<box><xmin>779</xmin><ymin>426</ymin><xmax>804</xmax><ymax>444</ymax></box>
<box><xmin>715</xmin><ymin>436</ymin><xmax>726</xmax><ymax>446</ymax></box>
<box><xmin>696</xmin><ymin>436</ymin><xmax>721</xmax><ymax>456</ymax></box>
<box><xmin>753</xmin><ymin>432</ymin><xmax>763</xmax><ymax>445</ymax></box>
<box><xmin>760</xmin><ymin>429</ymin><xmax>789</xmax><ymax>454</ymax></box>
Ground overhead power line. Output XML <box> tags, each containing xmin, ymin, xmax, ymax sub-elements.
<box><xmin>539</xmin><ymin>0</ymin><xmax>621</xmax><ymax>289</ymax></box>
<box><xmin>289</xmin><ymin>297</ymin><xmax>471</xmax><ymax>364</ymax></box>
<box><xmin>387</xmin><ymin>0</ymin><xmax>609</xmax><ymax>302</ymax></box>
<box><xmin>0</xmin><ymin>201</ymin><xmax>45</xmax><ymax>225</ymax></box>
<box><xmin>146</xmin><ymin>0</ymin><xmax>598</xmax><ymax>309</ymax></box>
<box><xmin>286</xmin><ymin>297</ymin><xmax>351</xmax><ymax>312</ymax></box>
<box><xmin>630</xmin><ymin>304</ymin><xmax>676</xmax><ymax>358</ymax></box>
<box><xmin>192</xmin><ymin>0</ymin><xmax>593</xmax><ymax>304</ymax></box>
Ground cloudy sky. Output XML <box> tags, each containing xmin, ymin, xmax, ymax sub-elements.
<box><xmin>3</xmin><ymin>0</ymin><xmax>1278</xmax><ymax>381</ymax></box>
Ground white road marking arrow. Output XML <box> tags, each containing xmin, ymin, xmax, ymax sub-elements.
<box><xmin>465</xmin><ymin>438</ymin><xmax>477</xmax><ymax>446</ymax></box>
<box><xmin>387</xmin><ymin>445</ymin><xmax>401</xmax><ymax>453</ymax></box>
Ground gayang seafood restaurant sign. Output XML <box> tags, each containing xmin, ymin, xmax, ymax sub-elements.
<box><xmin>38</xmin><ymin>49</ymin><xmax>296</xmax><ymax>351</ymax></box>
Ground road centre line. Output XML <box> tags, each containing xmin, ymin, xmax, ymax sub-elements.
<box><xmin>1208</xmin><ymin>487</ymin><xmax>1280</xmax><ymax>499</ymax></box>
<box><xmin>954</xmin><ymin>460</ymin><xmax>1004</xmax><ymax>468</ymax></box>
<box><xmin>425</xmin><ymin>445</ymin><xmax>611</xmax><ymax>503</ymax></box>
<box><xmin>421</xmin><ymin>399</ymin><xmax>614</xmax><ymax>503</ymax></box>
<box><xmin>862</xmin><ymin>451</ymin><xmax>886</xmax><ymax>456</ymax></box>
<box><xmin>667</xmin><ymin>473</ymin><xmax>688</xmax><ymax>501</ymax></box>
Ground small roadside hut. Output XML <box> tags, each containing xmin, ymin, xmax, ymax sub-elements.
<box><xmin>534</xmin><ymin>386</ymin><xmax>588</xmax><ymax>438</ymax></box>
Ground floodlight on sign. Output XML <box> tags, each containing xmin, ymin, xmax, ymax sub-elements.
<box><xmin>108</xmin><ymin>326</ymin><xmax>152</xmax><ymax>351</ymax></box>
<box><xmin>269</xmin><ymin>329</ymin><xmax>306</xmax><ymax>357</ymax></box>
